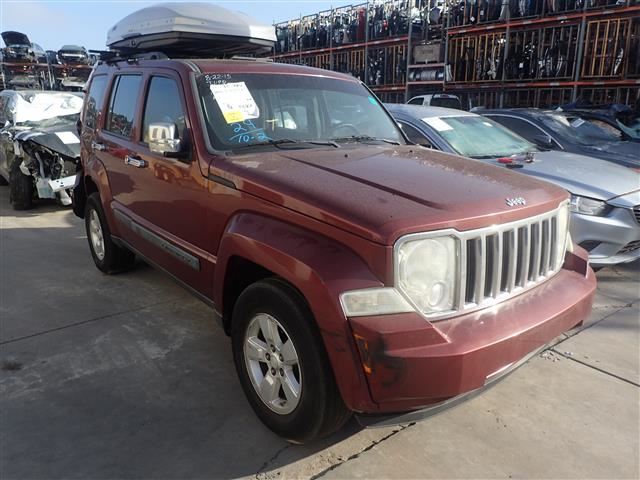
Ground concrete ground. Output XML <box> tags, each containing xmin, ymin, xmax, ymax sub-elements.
<box><xmin>1</xmin><ymin>188</ymin><xmax>638</xmax><ymax>480</ymax></box>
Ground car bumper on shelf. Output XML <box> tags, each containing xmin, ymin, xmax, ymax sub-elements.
<box><xmin>347</xmin><ymin>249</ymin><xmax>596</xmax><ymax>418</ymax></box>
<box><xmin>571</xmin><ymin>206</ymin><xmax>640</xmax><ymax>267</ymax></box>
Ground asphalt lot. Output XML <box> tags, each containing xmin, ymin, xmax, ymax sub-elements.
<box><xmin>1</xmin><ymin>188</ymin><xmax>639</xmax><ymax>480</ymax></box>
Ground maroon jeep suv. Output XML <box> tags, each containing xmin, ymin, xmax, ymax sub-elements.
<box><xmin>73</xmin><ymin>58</ymin><xmax>595</xmax><ymax>443</ymax></box>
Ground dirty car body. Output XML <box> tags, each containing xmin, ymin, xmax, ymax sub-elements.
<box><xmin>387</xmin><ymin>104</ymin><xmax>640</xmax><ymax>268</ymax></box>
<box><xmin>0</xmin><ymin>90</ymin><xmax>83</xmax><ymax>208</ymax></box>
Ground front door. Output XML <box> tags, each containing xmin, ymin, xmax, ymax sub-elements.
<box><xmin>99</xmin><ymin>70</ymin><xmax>212</xmax><ymax>296</ymax></box>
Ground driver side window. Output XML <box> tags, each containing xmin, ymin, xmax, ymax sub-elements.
<box><xmin>142</xmin><ymin>76</ymin><xmax>186</xmax><ymax>144</ymax></box>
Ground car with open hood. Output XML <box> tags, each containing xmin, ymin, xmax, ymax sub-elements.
<box><xmin>0</xmin><ymin>89</ymin><xmax>83</xmax><ymax>209</ymax></box>
<box><xmin>1</xmin><ymin>31</ymin><xmax>35</xmax><ymax>63</ymax></box>
<box><xmin>72</xmin><ymin>2</ymin><xmax>595</xmax><ymax>444</ymax></box>
<box><xmin>477</xmin><ymin>108</ymin><xmax>640</xmax><ymax>169</ymax></box>
<box><xmin>387</xmin><ymin>104</ymin><xmax>640</xmax><ymax>268</ymax></box>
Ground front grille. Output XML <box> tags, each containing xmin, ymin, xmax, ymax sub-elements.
<box><xmin>459</xmin><ymin>208</ymin><xmax>563</xmax><ymax>309</ymax></box>
<box><xmin>633</xmin><ymin>205</ymin><xmax>640</xmax><ymax>225</ymax></box>
<box><xmin>394</xmin><ymin>203</ymin><xmax>569</xmax><ymax>321</ymax></box>
<box><xmin>618</xmin><ymin>240</ymin><xmax>640</xmax><ymax>255</ymax></box>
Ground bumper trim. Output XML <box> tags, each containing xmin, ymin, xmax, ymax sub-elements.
<box><xmin>355</xmin><ymin>343</ymin><xmax>547</xmax><ymax>429</ymax></box>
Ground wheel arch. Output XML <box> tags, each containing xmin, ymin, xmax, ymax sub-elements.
<box><xmin>215</xmin><ymin>212</ymin><xmax>384</xmax><ymax>412</ymax></box>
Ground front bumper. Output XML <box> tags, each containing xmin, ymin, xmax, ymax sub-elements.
<box><xmin>571</xmin><ymin>206</ymin><xmax>640</xmax><ymax>267</ymax></box>
<box><xmin>347</xmin><ymin>249</ymin><xmax>595</xmax><ymax>415</ymax></box>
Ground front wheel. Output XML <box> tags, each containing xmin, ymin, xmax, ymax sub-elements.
<box><xmin>231</xmin><ymin>278</ymin><xmax>351</xmax><ymax>443</ymax></box>
<box><xmin>84</xmin><ymin>192</ymin><xmax>135</xmax><ymax>273</ymax></box>
<box><xmin>9</xmin><ymin>161</ymin><xmax>33</xmax><ymax>210</ymax></box>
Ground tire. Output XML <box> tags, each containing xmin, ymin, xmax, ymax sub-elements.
<box><xmin>84</xmin><ymin>192</ymin><xmax>135</xmax><ymax>274</ymax></box>
<box><xmin>231</xmin><ymin>278</ymin><xmax>351</xmax><ymax>444</ymax></box>
<box><xmin>9</xmin><ymin>161</ymin><xmax>33</xmax><ymax>210</ymax></box>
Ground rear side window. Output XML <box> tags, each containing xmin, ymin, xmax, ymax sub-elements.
<box><xmin>488</xmin><ymin>116</ymin><xmax>545</xmax><ymax>142</ymax></box>
<box><xmin>105</xmin><ymin>75</ymin><xmax>141</xmax><ymax>138</ymax></box>
<box><xmin>142</xmin><ymin>76</ymin><xmax>186</xmax><ymax>143</ymax></box>
<box><xmin>399</xmin><ymin>121</ymin><xmax>432</xmax><ymax>146</ymax></box>
<box><xmin>429</xmin><ymin>97</ymin><xmax>461</xmax><ymax>109</ymax></box>
<box><xmin>83</xmin><ymin>75</ymin><xmax>107</xmax><ymax>130</ymax></box>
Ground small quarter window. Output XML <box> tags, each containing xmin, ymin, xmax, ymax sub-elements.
<box><xmin>105</xmin><ymin>75</ymin><xmax>142</xmax><ymax>138</ymax></box>
<box><xmin>83</xmin><ymin>75</ymin><xmax>107</xmax><ymax>130</ymax></box>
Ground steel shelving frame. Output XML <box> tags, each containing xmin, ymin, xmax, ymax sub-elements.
<box><xmin>271</xmin><ymin>0</ymin><xmax>640</xmax><ymax>106</ymax></box>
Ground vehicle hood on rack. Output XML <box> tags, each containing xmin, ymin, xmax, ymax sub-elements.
<box><xmin>487</xmin><ymin>150</ymin><xmax>640</xmax><ymax>201</ymax></box>
<box><xmin>1</xmin><ymin>31</ymin><xmax>30</xmax><ymax>47</ymax></box>
<box><xmin>218</xmin><ymin>145</ymin><xmax>568</xmax><ymax>245</ymax></box>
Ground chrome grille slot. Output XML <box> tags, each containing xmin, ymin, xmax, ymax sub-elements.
<box><xmin>634</xmin><ymin>205</ymin><xmax>640</xmax><ymax>224</ymax></box>
<box><xmin>454</xmin><ymin>205</ymin><xmax>565</xmax><ymax>310</ymax></box>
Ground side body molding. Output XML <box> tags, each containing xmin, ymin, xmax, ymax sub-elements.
<box><xmin>214</xmin><ymin>212</ymin><xmax>387</xmax><ymax>412</ymax></box>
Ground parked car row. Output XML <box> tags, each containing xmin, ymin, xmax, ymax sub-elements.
<box><xmin>0</xmin><ymin>1</ymin><xmax>635</xmax><ymax>446</ymax></box>
<box><xmin>387</xmin><ymin>104</ymin><xmax>640</xmax><ymax>268</ymax></box>
<box><xmin>1</xmin><ymin>31</ymin><xmax>94</xmax><ymax>91</ymax></box>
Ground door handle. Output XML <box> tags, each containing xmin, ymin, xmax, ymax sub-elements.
<box><xmin>124</xmin><ymin>155</ymin><xmax>147</xmax><ymax>168</ymax></box>
<box><xmin>91</xmin><ymin>141</ymin><xmax>106</xmax><ymax>151</ymax></box>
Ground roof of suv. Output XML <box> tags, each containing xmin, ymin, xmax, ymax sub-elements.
<box><xmin>94</xmin><ymin>58</ymin><xmax>358</xmax><ymax>82</ymax></box>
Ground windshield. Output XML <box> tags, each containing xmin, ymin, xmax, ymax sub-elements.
<box><xmin>536</xmin><ymin>113</ymin><xmax>619</xmax><ymax>146</ymax></box>
<box><xmin>11</xmin><ymin>92</ymin><xmax>83</xmax><ymax>126</ymax></box>
<box><xmin>421</xmin><ymin>115</ymin><xmax>537</xmax><ymax>158</ymax></box>
<box><xmin>196</xmin><ymin>73</ymin><xmax>404</xmax><ymax>150</ymax></box>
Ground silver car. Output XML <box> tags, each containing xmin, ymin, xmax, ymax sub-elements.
<box><xmin>386</xmin><ymin>104</ymin><xmax>640</xmax><ymax>268</ymax></box>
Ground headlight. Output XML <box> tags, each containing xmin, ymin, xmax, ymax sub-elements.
<box><xmin>569</xmin><ymin>195</ymin><xmax>610</xmax><ymax>216</ymax></box>
<box><xmin>397</xmin><ymin>236</ymin><xmax>458</xmax><ymax>315</ymax></box>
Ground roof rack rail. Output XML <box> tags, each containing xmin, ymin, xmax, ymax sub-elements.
<box><xmin>230</xmin><ymin>55</ymin><xmax>273</xmax><ymax>63</ymax></box>
<box><xmin>89</xmin><ymin>49</ymin><xmax>169</xmax><ymax>63</ymax></box>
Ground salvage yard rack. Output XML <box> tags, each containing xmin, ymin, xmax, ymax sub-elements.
<box><xmin>271</xmin><ymin>0</ymin><xmax>640</xmax><ymax>107</ymax></box>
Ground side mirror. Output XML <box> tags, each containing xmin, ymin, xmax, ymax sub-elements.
<box><xmin>148</xmin><ymin>122</ymin><xmax>183</xmax><ymax>157</ymax></box>
<box><xmin>532</xmin><ymin>134</ymin><xmax>554</xmax><ymax>148</ymax></box>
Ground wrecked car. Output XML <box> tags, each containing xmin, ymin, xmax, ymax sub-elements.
<box><xmin>52</xmin><ymin>46</ymin><xmax>92</xmax><ymax>91</ymax></box>
<box><xmin>0</xmin><ymin>89</ymin><xmax>83</xmax><ymax>210</ymax></box>
<box><xmin>57</xmin><ymin>45</ymin><xmax>91</xmax><ymax>65</ymax></box>
<box><xmin>1</xmin><ymin>32</ymin><xmax>49</xmax><ymax>90</ymax></box>
<box><xmin>1</xmin><ymin>31</ymin><xmax>35</xmax><ymax>63</ymax></box>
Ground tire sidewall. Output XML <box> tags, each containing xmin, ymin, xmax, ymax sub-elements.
<box><xmin>231</xmin><ymin>280</ymin><xmax>330</xmax><ymax>443</ymax></box>
<box><xmin>85</xmin><ymin>193</ymin><xmax>115</xmax><ymax>273</ymax></box>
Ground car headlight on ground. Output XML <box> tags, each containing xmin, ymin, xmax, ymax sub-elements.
<box><xmin>569</xmin><ymin>195</ymin><xmax>611</xmax><ymax>216</ymax></box>
<box><xmin>397</xmin><ymin>236</ymin><xmax>458</xmax><ymax>315</ymax></box>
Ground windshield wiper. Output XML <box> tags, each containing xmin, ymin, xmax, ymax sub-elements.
<box><xmin>234</xmin><ymin>139</ymin><xmax>339</xmax><ymax>149</ymax></box>
<box><xmin>331</xmin><ymin>135</ymin><xmax>400</xmax><ymax>145</ymax></box>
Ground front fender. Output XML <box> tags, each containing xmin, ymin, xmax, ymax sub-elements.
<box><xmin>215</xmin><ymin>212</ymin><xmax>387</xmax><ymax>412</ymax></box>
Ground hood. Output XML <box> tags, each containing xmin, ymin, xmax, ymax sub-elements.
<box><xmin>581</xmin><ymin>142</ymin><xmax>640</xmax><ymax>168</ymax></box>
<box><xmin>2</xmin><ymin>31</ymin><xmax>30</xmax><ymax>46</ymax></box>
<box><xmin>14</xmin><ymin>125</ymin><xmax>80</xmax><ymax>159</ymax></box>
<box><xmin>485</xmin><ymin>151</ymin><xmax>640</xmax><ymax>201</ymax></box>
<box><xmin>217</xmin><ymin>145</ymin><xmax>568</xmax><ymax>245</ymax></box>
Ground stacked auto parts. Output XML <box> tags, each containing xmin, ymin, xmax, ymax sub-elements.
<box><xmin>445</xmin><ymin>0</ymin><xmax>639</xmax><ymax>108</ymax></box>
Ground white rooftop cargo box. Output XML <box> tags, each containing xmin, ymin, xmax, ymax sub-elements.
<box><xmin>106</xmin><ymin>2</ymin><xmax>276</xmax><ymax>56</ymax></box>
